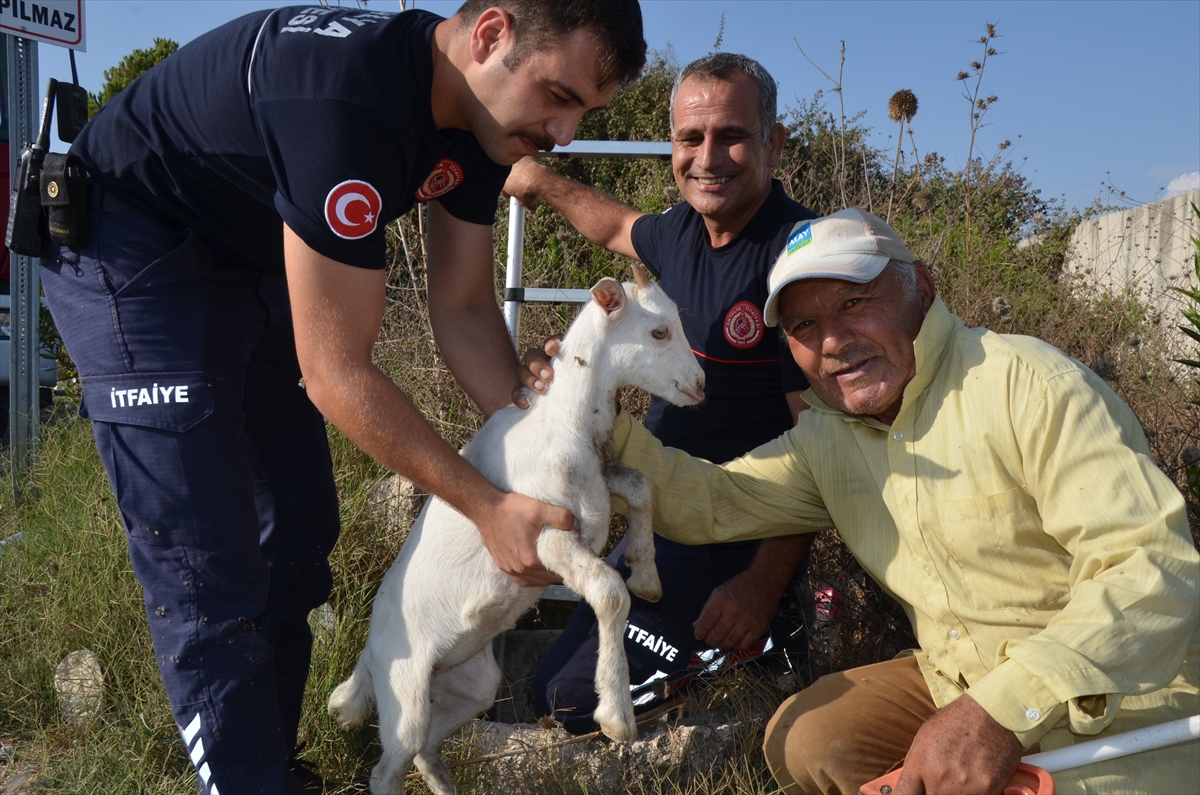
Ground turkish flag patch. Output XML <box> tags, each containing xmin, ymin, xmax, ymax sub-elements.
<box><xmin>414</xmin><ymin>159</ymin><xmax>465</xmax><ymax>202</ymax></box>
<box><xmin>324</xmin><ymin>180</ymin><xmax>383</xmax><ymax>240</ymax></box>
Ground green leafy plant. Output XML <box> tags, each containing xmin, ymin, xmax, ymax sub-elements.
<box><xmin>86</xmin><ymin>37</ymin><xmax>179</xmax><ymax>116</ymax></box>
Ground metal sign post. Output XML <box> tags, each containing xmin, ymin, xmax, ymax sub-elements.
<box><xmin>6</xmin><ymin>32</ymin><xmax>38</xmax><ymax>498</ymax></box>
<box><xmin>2</xmin><ymin>2</ymin><xmax>84</xmax><ymax>499</ymax></box>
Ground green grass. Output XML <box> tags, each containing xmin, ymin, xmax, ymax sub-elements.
<box><xmin>0</xmin><ymin>416</ymin><xmax>189</xmax><ymax>792</ymax></box>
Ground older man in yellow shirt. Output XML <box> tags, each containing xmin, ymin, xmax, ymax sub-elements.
<box><xmin>594</xmin><ymin>208</ymin><xmax>1199</xmax><ymax>794</ymax></box>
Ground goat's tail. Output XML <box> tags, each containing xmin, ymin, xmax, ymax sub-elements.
<box><xmin>327</xmin><ymin>655</ymin><xmax>374</xmax><ymax>729</ymax></box>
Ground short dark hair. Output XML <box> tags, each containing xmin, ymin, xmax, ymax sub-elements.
<box><xmin>456</xmin><ymin>0</ymin><xmax>646</xmax><ymax>87</ymax></box>
<box><xmin>671</xmin><ymin>53</ymin><xmax>778</xmax><ymax>141</ymax></box>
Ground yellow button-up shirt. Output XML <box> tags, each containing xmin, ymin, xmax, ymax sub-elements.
<box><xmin>613</xmin><ymin>297</ymin><xmax>1199</xmax><ymax>792</ymax></box>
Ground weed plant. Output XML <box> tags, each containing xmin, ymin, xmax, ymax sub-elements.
<box><xmin>2</xmin><ymin>26</ymin><xmax>1198</xmax><ymax>794</ymax></box>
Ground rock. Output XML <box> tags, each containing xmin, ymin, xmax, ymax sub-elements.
<box><xmin>991</xmin><ymin>296</ymin><xmax>1012</xmax><ymax>319</ymax></box>
<box><xmin>309</xmin><ymin>602</ymin><xmax>337</xmax><ymax>645</ymax></box>
<box><xmin>463</xmin><ymin>712</ymin><xmax>743</xmax><ymax>795</ymax></box>
<box><xmin>3</xmin><ymin>766</ymin><xmax>37</xmax><ymax>795</ymax></box>
<box><xmin>366</xmin><ymin>474</ymin><xmax>423</xmax><ymax>528</ymax></box>
<box><xmin>53</xmin><ymin>649</ymin><xmax>104</xmax><ymax>726</ymax></box>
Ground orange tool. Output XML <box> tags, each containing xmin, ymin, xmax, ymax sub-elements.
<box><xmin>859</xmin><ymin>762</ymin><xmax>1055</xmax><ymax>795</ymax></box>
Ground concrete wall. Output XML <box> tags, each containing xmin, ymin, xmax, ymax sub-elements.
<box><xmin>1063</xmin><ymin>189</ymin><xmax>1200</xmax><ymax>355</ymax></box>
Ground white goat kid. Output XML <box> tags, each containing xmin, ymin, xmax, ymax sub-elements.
<box><xmin>328</xmin><ymin>267</ymin><xmax>705</xmax><ymax>795</ymax></box>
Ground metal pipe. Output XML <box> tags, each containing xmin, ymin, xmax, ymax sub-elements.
<box><xmin>1023</xmin><ymin>714</ymin><xmax>1199</xmax><ymax>774</ymax></box>
<box><xmin>502</xmin><ymin>197</ymin><xmax>525</xmax><ymax>349</ymax></box>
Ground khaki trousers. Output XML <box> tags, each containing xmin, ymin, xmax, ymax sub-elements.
<box><xmin>763</xmin><ymin>656</ymin><xmax>936</xmax><ymax>795</ymax></box>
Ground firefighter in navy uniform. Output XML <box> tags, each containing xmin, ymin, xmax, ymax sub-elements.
<box><xmin>38</xmin><ymin>3</ymin><xmax>645</xmax><ymax>792</ymax></box>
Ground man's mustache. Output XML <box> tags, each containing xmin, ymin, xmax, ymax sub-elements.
<box><xmin>819</xmin><ymin>343</ymin><xmax>881</xmax><ymax>378</ymax></box>
<box><xmin>516</xmin><ymin>130</ymin><xmax>556</xmax><ymax>152</ymax></box>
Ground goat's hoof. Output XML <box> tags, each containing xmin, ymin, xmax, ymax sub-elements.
<box><xmin>626</xmin><ymin>570</ymin><xmax>662</xmax><ymax>603</ymax></box>
<box><xmin>595</xmin><ymin>702</ymin><xmax>638</xmax><ymax>742</ymax></box>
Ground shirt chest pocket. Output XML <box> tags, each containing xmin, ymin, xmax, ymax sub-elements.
<box><xmin>932</xmin><ymin>487</ymin><xmax>1071</xmax><ymax>612</ymax></box>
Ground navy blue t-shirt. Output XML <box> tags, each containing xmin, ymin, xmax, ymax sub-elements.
<box><xmin>631</xmin><ymin>180</ymin><xmax>815</xmax><ymax>464</ymax></box>
<box><xmin>73</xmin><ymin>6</ymin><xmax>509</xmax><ymax>274</ymax></box>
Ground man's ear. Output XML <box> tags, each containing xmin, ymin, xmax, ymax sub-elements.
<box><xmin>468</xmin><ymin>7</ymin><xmax>512</xmax><ymax>66</ymax></box>
<box><xmin>766</xmin><ymin>122</ymin><xmax>786</xmax><ymax>169</ymax></box>
<box><xmin>914</xmin><ymin>261</ymin><xmax>936</xmax><ymax>313</ymax></box>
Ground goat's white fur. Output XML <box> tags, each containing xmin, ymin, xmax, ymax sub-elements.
<box><xmin>328</xmin><ymin>273</ymin><xmax>705</xmax><ymax>795</ymax></box>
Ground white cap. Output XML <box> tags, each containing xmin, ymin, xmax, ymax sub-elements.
<box><xmin>763</xmin><ymin>207</ymin><xmax>916</xmax><ymax>326</ymax></box>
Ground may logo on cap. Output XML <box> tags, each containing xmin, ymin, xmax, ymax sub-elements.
<box><xmin>764</xmin><ymin>208</ymin><xmax>917</xmax><ymax>326</ymax></box>
<box><xmin>786</xmin><ymin>222</ymin><xmax>812</xmax><ymax>255</ymax></box>
<box><xmin>325</xmin><ymin>180</ymin><xmax>382</xmax><ymax>240</ymax></box>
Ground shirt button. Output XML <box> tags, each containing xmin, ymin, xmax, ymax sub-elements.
<box><xmin>893</xmin><ymin>431</ymin><xmax>904</xmax><ymax>441</ymax></box>
<box><xmin>1026</xmin><ymin>708</ymin><xmax>1041</xmax><ymax>721</ymax></box>
<box><xmin>923</xmin><ymin>565</ymin><xmax>932</xmax><ymax>574</ymax></box>
<box><xmin>948</xmin><ymin>629</ymin><xmax>960</xmax><ymax>640</ymax></box>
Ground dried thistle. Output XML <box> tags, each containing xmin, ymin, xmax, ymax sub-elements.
<box><xmin>888</xmin><ymin>89</ymin><xmax>918</xmax><ymax>123</ymax></box>
<box><xmin>913</xmin><ymin>190</ymin><xmax>933</xmax><ymax>212</ymax></box>
<box><xmin>986</xmin><ymin>22</ymin><xmax>997</xmax><ymax>37</ymax></box>
<box><xmin>971</xmin><ymin>60</ymin><xmax>982</xmax><ymax>70</ymax></box>
<box><xmin>956</xmin><ymin>71</ymin><xmax>969</xmax><ymax>81</ymax></box>
<box><xmin>885</xmin><ymin>89</ymin><xmax>919</xmax><ymax>222</ymax></box>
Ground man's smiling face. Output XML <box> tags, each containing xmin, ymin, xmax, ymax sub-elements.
<box><xmin>670</xmin><ymin>72</ymin><xmax>782</xmax><ymax>234</ymax></box>
<box><xmin>777</xmin><ymin>262</ymin><xmax>934</xmax><ymax>425</ymax></box>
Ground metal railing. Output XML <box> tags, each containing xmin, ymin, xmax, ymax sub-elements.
<box><xmin>501</xmin><ymin>140</ymin><xmax>670</xmax><ymax>348</ymax></box>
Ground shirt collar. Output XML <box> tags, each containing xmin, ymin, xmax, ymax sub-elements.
<box><xmin>900</xmin><ymin>296</ymin><xmax>956</xmax><ymax>413</ymax></box>
<box><xmin>801</xmin><ymin>296</ymin><xmax>957</xmax><ymax>429</ymax></box>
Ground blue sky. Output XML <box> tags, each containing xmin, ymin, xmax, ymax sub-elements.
<box><xmin>33</xmin><ymin>0</ymin><xmax>1200</xmax><ymax>213</ymax></box>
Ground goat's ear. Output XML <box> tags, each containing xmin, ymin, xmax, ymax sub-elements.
<box><xmin>630</xmin><ymin>262</ymin><xmax>651</xmax><ymax>291</ymax></box>
<box><xmin>590</xmin><ymin>277</ymin><xmax>627</xmax><ymax>318</ymax></box>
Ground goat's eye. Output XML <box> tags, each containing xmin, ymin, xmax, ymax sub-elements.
<box><xmin>651</xmin><ymin>327</ymin><xmax>669</xmax><ymax>340</ymax></box>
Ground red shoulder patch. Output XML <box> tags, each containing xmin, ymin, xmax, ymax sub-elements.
<box><xmin>414</xmin><ymin>158</ymin><xmax>465</xmax><ymax>202</ymax></box>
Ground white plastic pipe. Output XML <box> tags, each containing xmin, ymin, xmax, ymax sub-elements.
<box><xmin>1022</xmin><ymin>714</ymin><xmax>1199</xmax><ymax>774</ymax></box>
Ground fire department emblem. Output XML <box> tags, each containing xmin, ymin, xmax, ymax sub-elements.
<box><xmin>415</xmin><ymin>158</ymin><xmax>465</xmax><ymax>201</ymax></box>
<box><xmin>723</xmin><ymin>300</ymin><xmax>764</xmax><ymax>349</ymax></box>
<box><xmin>324</xmin><ymin>180</ymin><xmax>382</xmax><ymax>240</ymax></box>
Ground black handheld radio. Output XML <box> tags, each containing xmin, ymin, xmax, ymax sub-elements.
<box><xmin>5</xmin><ymin>78</ymin><xmax>58</xmax><ymax>258</ymax></box>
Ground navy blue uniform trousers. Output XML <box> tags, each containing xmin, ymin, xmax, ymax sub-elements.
<box><xmin>534</xmin><ymin>534</ymin><xmax>812</xmax><ymax>735</ymax></box>
<box><xmin>40</xmin><ymin>197</ymin><xmax>339</xmax><ymax>795</ymax></box>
